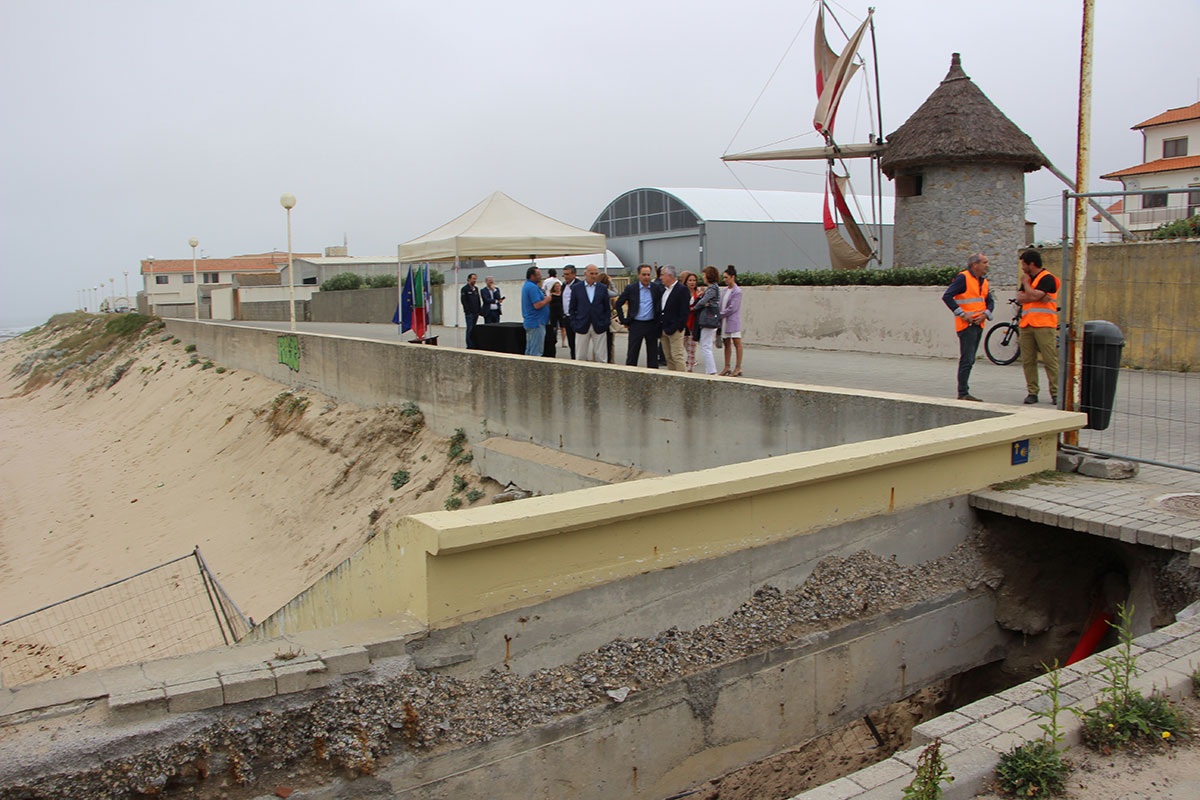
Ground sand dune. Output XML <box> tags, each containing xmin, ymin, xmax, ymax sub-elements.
<box><xmin>0</xmin><ymin>318</ymin><xmax>500</xmax><ymax>680</ymax></box>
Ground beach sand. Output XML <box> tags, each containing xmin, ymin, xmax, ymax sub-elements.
<box><xmin>0</xmin><ymin>320</ymin><xmax>500</xmax><ymax>681</ymax></box>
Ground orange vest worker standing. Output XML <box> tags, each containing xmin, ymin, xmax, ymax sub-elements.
<box><xmin>1016</xmin><ymin>249</ymin><xmax>1061</xmax><ymax>404</ymax></box>
<box><xmin>941</xmin><ymin>253</ymin><xmax>993</xmax><ymax>401</ymax></box>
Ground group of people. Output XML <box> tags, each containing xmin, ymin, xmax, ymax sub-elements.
<box><xmin>944</xmin><ymin>248</ymin><xmax>1060</xmax><ymax>403</ymax></box>
<box><xmin>458</xmin><ymin>274</ymin><xmax>504</xmax><ymax>349</ymax></box>
<box><xmin>515</xmin><ymin>263</ymin><xmax>746</xmax><ymax>374</ymax></box>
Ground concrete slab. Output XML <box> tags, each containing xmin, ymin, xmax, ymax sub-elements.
<box><xmin>219</xmin><ymin>669</ymin><xmax>276</xmax><ymax>705</ymax></box>
<box><xmin>166</xmin><ymin>678</ymin><xmax>223</xmax><ymax>713</ymax></box>
<box><xmin>272</xmin><ymin>660</ymin><xmax>327</xmax><ymax>695</ymax></box>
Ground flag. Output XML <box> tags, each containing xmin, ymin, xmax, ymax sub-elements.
<box><xmin>399</xmin><ymin>265</ymin><xmax>431</xmax><ymax>339</ymax></box>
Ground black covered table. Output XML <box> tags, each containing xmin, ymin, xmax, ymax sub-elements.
<box><xmin>473</xmin><ymin>322</ymin><xmax>526</xmax><ymax>355</ymax></box>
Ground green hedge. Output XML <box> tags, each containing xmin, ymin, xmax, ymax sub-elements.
<box><xmin>320</xmin><ymin>270</ymin><xmax>442</xmax><ymax>292</ymax></box>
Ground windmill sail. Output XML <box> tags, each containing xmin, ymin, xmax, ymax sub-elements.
<box><xmin>814</xmin><ymin>6</ymin><xmax>869</xmax><ymax>137</ymax></box>
<box><xmin>825</xmin><ymin>173</ymin><xmax>871</xmax><ymax>269</ymax></box>
<box><xmin>722</xmin><ymin>2</ymin><xmax>881</xmax><ymax>269</ymax></box>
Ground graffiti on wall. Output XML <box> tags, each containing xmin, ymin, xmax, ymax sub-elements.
<box><xmin>278</xmin><ymin>335</ymin><xmax>301</xmax><ymax>372</ymax></box>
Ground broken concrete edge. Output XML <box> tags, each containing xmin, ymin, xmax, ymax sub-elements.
<box><xmin>2</xmin><ymin>637</ymin><xmax>407</xmax><ymax>728</ymax></box>
<box><xmin>788</xmin><ymin>618</ymin><xmax>1200</xmax><ymax>800</ymax></box>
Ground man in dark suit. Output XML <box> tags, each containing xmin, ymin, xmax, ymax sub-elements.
<box><xmin>614</xmin><ymin>263</ymin><xmax>663</xmax><ymax>368</ymax></box>
<box><xmin>460</xmin><ymin>272</ymin><xmax>482</xmax><ymax>348</ymax></box>
<box><xmin>559</xmin><ymin>265</ymin><xmax>584</xmax><ymax>359</ymax></box>
<box><xmin>480</xmin><ymin>276</ymin><xmax>504</xmax><ymax>323</ymax></box>
<box><xmin>568</xmin><ymin>264</ymin><xmax>611</xmax><ymax>363</ymax></box>
<box><xmin>658</xmin><ymin>265</ymin><xmax>690</xmax><ymax>371</ymax></box>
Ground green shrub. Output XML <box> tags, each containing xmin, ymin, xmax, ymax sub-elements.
<box><xmin>429</xmin><ymin>269</ymin><xmax>445</xmax><ymax>286</ymax></box>
<box><xmin>184</xmin><ymin>343</ymin><xmax>197</xmax><ymax>353</ymax></box>
<box><xmin>448</xmin><ymin>428</ymin><xmax>467</xmax><ymax>460</ymax></box>
<box><xmin>400</xmin><ymin>401</ymin><xmax>421</xmax><ymax>417</ymax></box>
<box><xmin>994</xmin><ymin>740</ymin><xmax>1070</xmax><ymax>797</ymax></box>
<box><xmin>365</xmin><ymin>273</ymin><xmax>398</xmax><ymax>289</ymax></box>
<box><xmin>200</xmin><ymin>361</ymin><xmax>214</xmax><ymax>370</ymax></box>
<box><xmin>995</xmin><ymin>662</ymin><xmax>1072</xmax><ymax>797</ymax></box>
<box><xmin>775</xmin><ymin>266</ymin><xmax>960</xmax><ymax>286</ymax></box>
<box><xmin>319</xmin><ymin>272</ymin><xmax>365</xmax><ymax>292</ymax></box>
<box><xmin>391</xmin><ymin>469</ymin><xmax>410</xmax><ymax>489</ymax></box>
<box><xmin>104</xmin><ymin>313</ymin><xmax>152</xmax><ymax>338</ymax></box>
<box><xmin>452</xmin><ymin>475</ymin><xmax>467</xmax><ymax>494</ymax></box>
<box><xmin>466</xmin><ymin>488</ymin><xmax>485</xmax><ymax>504</ymax></box>
<box><xmin>1079</xmin><ymin>604</ymin><xmax>1191</xmax><ymax>749</ymax></box>
<box><xmin>1148</xmin><ymin>214</ymin><xmax>1200</xmax><ymax>240</ymax></box>
<box><xmin>737</xmin><ymin>271</ymin><xmax>775</xmax><ymax>286</ymax></box>
<box><xmin>444</xmin><ymin>496</ymin><xmax>462</xmax><ymax>510</ymax></box>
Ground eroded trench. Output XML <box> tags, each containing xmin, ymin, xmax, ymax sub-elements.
<box><xmin>2</xmin><ymin>516</ymin><xmax>1197</xmax><ymax>800</ymax></box>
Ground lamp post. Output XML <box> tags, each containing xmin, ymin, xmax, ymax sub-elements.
<box><xmin>280</xmin><ymin>193</ymin><xmax>297</xmax><ymax>331</ymax></box>
<box><xmin>109</xmin><ymin>278</ymin><xmax>115</xmax><ymax>312</ymax></box>
<box><xmin>189</xmin><ymin>237</ymin><xmax>200</xmax><ymax>320</ymax></box>
<box><xmin>146</xmin><ymin>257</ymin><xmax>155</xmax><ymax>316</ymax></box>
<box><xmin>97</xmin><ymin>285</ymin><xmax>103</xmax><ymax>313</ymax></box>
<box><xmin>123</xmin><ymin>271</ymin><xmax>129</xmax><ymax>312</ymax></box>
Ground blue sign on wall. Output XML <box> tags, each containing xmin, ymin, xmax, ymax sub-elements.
<box><xmin>1011</xmin><ymin>439</ymin><xmax>1030</xmax><ymax>465</ymax></box>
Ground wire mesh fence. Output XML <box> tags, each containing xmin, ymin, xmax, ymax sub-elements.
<box><xmin>1056</xmin><ymin>188</ymin><xmax>1199</xmax><ymax>473</ymax></box>
<box><xmin>0</xmin><ymin>548</ymin><xmax>250</xmax><ymax>687</ymax></box>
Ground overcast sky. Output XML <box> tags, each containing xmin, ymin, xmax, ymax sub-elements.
<box><xmin>1</xmin><ymin>0</ymin><xmax>1197</xmax><ymax>326</ymax></box>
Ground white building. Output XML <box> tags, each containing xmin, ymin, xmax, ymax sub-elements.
<box><xmin>1099</xmin><ymin>102</ymin><xmax>1200</xmax><ymax>238</ymax></box>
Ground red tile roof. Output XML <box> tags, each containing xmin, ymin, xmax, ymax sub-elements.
<box><xmin>139</xmin><ymin>252</ymin><xmax>320</xmax><ymax>274</ymax></box>
<box><xmin>1100</xmin><ymin>155</ymin><xmax>1200</xmax><ymax>181</ymax></box>
<box><xmin>1133</xmin><ymin>102</ymin><xmax>1200</xmax><ymax>129</ymax></box>
<box><xmin>1092</xmin><ymin>199</ymin><xmax>1123</xmax><ymax>222</ymax></box>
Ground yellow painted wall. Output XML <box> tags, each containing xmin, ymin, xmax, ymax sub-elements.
<box><xmin>1039</xmin><ymin>239</ymin><xmax>1200</xmax><ymax>371</ymax></box>
<box><xmin>255</xmin><ymin>404</ymin><xmax>1080</xmax><ymax>638</ymax></box>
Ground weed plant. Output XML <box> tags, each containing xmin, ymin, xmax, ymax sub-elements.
<box><xmin>391</xmin><ymin>470</ymin><xmax>410</xmax><ymax>489</ymax></box>
<box><xmin>452</xmin><ymin>475</ymin><xmax>467</xmax><ymax>494</ymax></box>
<box><xmin>995</xmin><ymin>662</ymin><xmax>1071</xmax><ymax>797</ymax></box>
<box><xmin>1079</xmin><ymin>604</ymin><xmax>1190</xmax><ymax>750</ymax></box>
<box><xmin>184</xmin><ymin>344</ymin><xmax>196</xmax><ymax>353</ymax></box>
<box><xmin>444</xmin><ymin>496</ymin><xmax>462</xmax><ymax>511</ymax></box>
<box><xmin>448</xmin><ymin>427</ymin><xmax>467</xmax><ymax>460</ymax></box>
<box><xmin>400</xmin><ymin>400</ymin><xmax>421</xmax><ymax>417</ymax></box>
<box><xmin>902</xmin><ymin>738</ymin><xmax>953</xmax><ymax>800</ymax></box>
<box><xmin>465</xmin><ymin>489</ymin><xmax>485</xmax><ymax>504</ymax></box>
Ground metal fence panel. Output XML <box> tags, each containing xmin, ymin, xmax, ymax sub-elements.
<box><xmin>1</xmin><ymin>548</ymin><xmax>248</xmax><ymax>686</ymax></box>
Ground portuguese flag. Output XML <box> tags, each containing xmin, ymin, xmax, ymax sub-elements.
<box><xmin>398</xmin><ymin>265</ymin><xmax>432</xmax><ymax>339</ymax></box>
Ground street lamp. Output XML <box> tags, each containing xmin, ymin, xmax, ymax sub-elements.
<box><xmin>280</xmin><ymin>193</ymin><xmax>297</xmax><ymax>331</ymax></box>
<box><xmin>189</xmin><ymin>237</ymin><xmax>199</xmax><ymax>320</ymax></box>
<box><xmin>123</xmin><ymin>271</ymin><xmax>129</xmax><ymax>312</ymax></box>
<box><xmin>109</xmin><ymin>278</ymin><xmax>115</xmax><ymax>312</ymax></box>
<box><xmin>146</xmin><ymin>257</ymin><xmax>155</xmax><ymax>316</ymax></box>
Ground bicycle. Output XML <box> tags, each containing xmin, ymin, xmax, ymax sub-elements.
<box><xmin>984</xmin><ymin>298</ymin><xmax>1022</xmax><ymax>366</ymax></box>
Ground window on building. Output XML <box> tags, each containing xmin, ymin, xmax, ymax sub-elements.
<box><xmin>1189</xmin><ymin>185</ymin><xmax>1200</xmax><ymax>217</ymax></box>
<box><xmin>1142</xmin><ymin>192</ymin><xmax>1169</xmax><ymax>209</ymax></box>
<box><xmin>590</xmin><ymin>189</ymin><xmax>699</xmax><ymax>237</ymax></box>
<box><xmin>202</xmin><ymin>272</ymin><xmax>220</xmax><ymax>283</ymax></box>
<box><xmin>895</xmin><ymin>174</ymin><xmax>923</xmax><ymax>198</ymax></box>
<box><xmin>155</xmin><ymin>275</ymin><xmax>168</xmax><ymax>285</ymax></box>
<box><xmin>1163</xmin><ymin>137</ymin><xmax>1188</xmax><ymax>158</ymax></box>
<box><xmin>182</xmin><ymin>274</ymin><xmax>194</xmax><ymax>284</ymax></box>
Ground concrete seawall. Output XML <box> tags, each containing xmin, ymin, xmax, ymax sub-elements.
<box><xmin>163</xmin><ymin>320</ymin><xmax>1083</xmax><ymax>641</ymax></box>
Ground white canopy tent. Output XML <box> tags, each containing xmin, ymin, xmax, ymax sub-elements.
<box><xmin>396</xmin><ymin>191</ymin><xmax>607</xmax><ymax>344</ymax></box>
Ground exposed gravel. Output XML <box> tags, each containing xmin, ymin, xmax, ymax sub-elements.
<box><xmin>0</xmin><ymin>541</ymin><xmax>990</xmax><ymax>799</ymax></box>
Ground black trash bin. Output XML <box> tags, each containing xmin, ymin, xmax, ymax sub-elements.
<box><xmin>1081</xmin><ymin>320</ymin><xmax>1124</xmax><ymax>431</ymax></box>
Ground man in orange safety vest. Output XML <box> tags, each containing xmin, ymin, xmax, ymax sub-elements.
<box><xmin>1015</xmin><ymin>249</ymin><xmax>1060</xmax><ymax>405</ymax></box>
<box><xmin>941</xmin><ymin>253</ymin><xmax>994</xmax><ymax>401</ymax></box>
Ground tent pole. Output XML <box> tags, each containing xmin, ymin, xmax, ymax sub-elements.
<box><xmin>453</xmin><ymin>252</ymin><xmax>461</xmax><ymax>349</ymax></box>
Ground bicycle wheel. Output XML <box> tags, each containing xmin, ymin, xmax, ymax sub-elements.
<box><xmin>984</xmin><ymin>322</ymin><xmax>1020</xmax><ymax>366</ymax></box>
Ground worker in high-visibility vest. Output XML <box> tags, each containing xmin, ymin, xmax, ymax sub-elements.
<box><xmin>941</xmin><ymin>253</ymin><xmax>994</xmax><ymax>401</ymax></box>
<box><xmin>1015</xmin><ymin>249</ymin><xmax>1060</xmax><ymax>406</ymax></box>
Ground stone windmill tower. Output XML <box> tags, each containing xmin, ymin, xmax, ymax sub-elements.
<box><xmin>881</xmin><ymin>53</ymin><xmax>1047</xmax><ymax>286</ymax></box>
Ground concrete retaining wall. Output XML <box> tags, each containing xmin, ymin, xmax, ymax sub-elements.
<box><xmin>310</xmin><ymin>286</ymin><xmax>399</xmax><ymax>323</ymax></box>
<box><xmin>1039</xmin><ymin>239</ymin><xmax>1200</xmax><ymax>371</ymax></box>
<box><xmin>283</xmin><ymin>592</ymin><xmax>1011</xmax><ymax>800</ymax></box>
<box><xmin>162</xmin><ymin>319</ymin><xmax>1081</xmax><ymax>637</ymax></box>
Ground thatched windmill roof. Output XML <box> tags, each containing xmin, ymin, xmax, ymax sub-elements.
<box><xmin>880</xmin><ymin>53</ymin><xmax>1048</xmax><ymax>177</ymax></box>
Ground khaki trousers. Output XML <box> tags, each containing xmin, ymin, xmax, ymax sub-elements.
<box><xmin>661</xmin><ymin>331</ymin><xmax>686</xmax><ymax>371</ymax></box>
<box><xmin>1020</xmin><ymin>325</ymin><xmax>1059</xmax><ymax>399</ymax></box>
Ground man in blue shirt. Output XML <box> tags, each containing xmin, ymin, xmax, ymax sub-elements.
<box><xmin>614</xmin><ymin>264</ymin><xmax>665</xmax><ymax>368</ymax></box>
<box><xmin>521</xmin><ymin>266</ymin><xmax>551</xmax><ymax>356</ymax></box>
